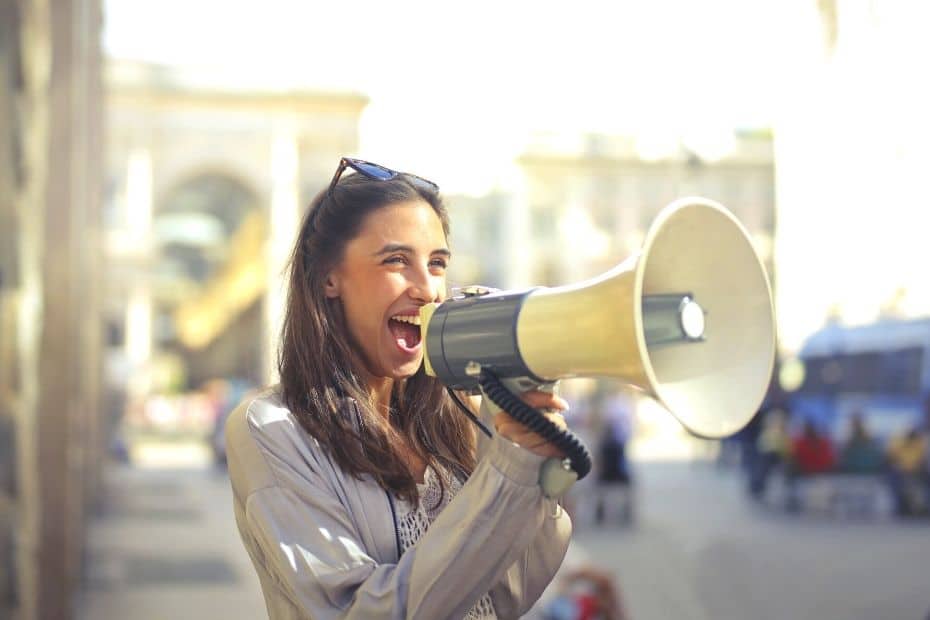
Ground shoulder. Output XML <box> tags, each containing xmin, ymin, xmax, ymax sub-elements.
<box><xmin>225</xmin><ymin>387</ymin><xmax>336</xmax><ymax>500</ymax></box>
<box><xmin>226</xmin><ymin>387</ymin><xmax>306</xmax><ymax>455</ymax></box>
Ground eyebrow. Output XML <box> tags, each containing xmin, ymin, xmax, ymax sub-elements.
<box><xmin>373</xmin><ymin>243</ymin><xmax>451</xmax><ymax>258</ymax></box>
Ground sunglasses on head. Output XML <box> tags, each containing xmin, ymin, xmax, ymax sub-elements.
<box><xmin>328</xmin><ymin>157</ymin><xmax>439</xmax><ymax>194</ymax></box>
<box><xmin>308</xmin><ymin>157</ymin><xmax>440</xmax><ymax>232</ymax></box>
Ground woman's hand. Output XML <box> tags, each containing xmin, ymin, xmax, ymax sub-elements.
<box><xmin>493</xmin><ymin>390</ymin><xmax>569</xmax><ymax>458</ymax></box>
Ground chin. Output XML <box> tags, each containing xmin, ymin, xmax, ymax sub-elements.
<box><xmin>393</xmin><ymin>366</ymin><xmax>420</xmax><ymax>380</ymax></box>
<box><xmin>391</xmin><ymin>359</ymin><xmax>423</xmax><ymax>380</ymax></box>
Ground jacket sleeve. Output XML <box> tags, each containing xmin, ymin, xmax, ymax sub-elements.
<box><xmin>470</xmin><ymin>399</ymin><xmax>573</xmax><ymax>618</ymax></box>
<box><xmin>488</xmin><ymin>499</ymin><xmax>572</xmax><ymax>618</ymax></box>
<box><xmin>231</xmin><ymin>409</ymin><xmax>570</xmax><ymax>620</ymax></box>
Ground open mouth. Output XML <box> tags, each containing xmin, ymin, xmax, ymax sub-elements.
<box><xmin>388</xmin><ymin>315</ymin><xmax>422</xmax><ymax>352</ymax></box>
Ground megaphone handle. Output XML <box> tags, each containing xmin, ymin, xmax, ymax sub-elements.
<box><xmin>477</xmin><ymin>370</ymin><xmax>592</xmax><ymax>482</ymax></box>
<box><xmin>477</xmin><ymin>377</ymin><xmax>559</xmax><ymax>423</ymax></box>
<box><xmin>496</xmin><ymin>376</ymin><xmax>558</xmax><ymax>396</ymax></box>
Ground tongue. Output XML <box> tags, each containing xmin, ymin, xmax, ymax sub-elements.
<box><xmin>389</xmin><ymin>320</ymin><xmax>421</xmax><ymax>348</ymax></box>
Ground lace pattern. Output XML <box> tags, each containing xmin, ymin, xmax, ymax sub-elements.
<box><xmin>394</xmin><ymin>465</ymin><xmax>497</xmax><ymax>620</ymax></box>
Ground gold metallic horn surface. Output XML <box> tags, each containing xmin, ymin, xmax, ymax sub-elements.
<box><xmin>517</xmin><ymin>198</ymin><xmax>775</xmax><ymax>438</ymax></box>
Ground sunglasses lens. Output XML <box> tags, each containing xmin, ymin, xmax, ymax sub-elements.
<box><xmin>405</xmin><ymin>174</ymin><xmax>440</xmax><ymax>192</ymax></box>
<box><xmin>335</xmin><ymin>158</ymin><xmax>439</xmax><ymax>192</ymax></box>
<box><xmin>351</xmin><ymin>160</ymin><xmax>395</xmax><ymax>180</ymax></box>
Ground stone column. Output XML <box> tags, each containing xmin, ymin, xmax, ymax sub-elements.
<box><xmin>264</xmin><ymin>123</ymin><xmax>300</xmax><ymax>384</ymax></box>
<box><xmin>124</xmin><ymin>148</ymin><xmax>154</xmax><ymax>400</ymax></box>
<box><xmin>12</xmin><ymin>0</ymin><xmax>103</xmax><ymax>617</ymax></box>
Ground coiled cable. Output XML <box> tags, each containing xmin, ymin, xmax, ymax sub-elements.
<box><xmin>476</xmin><ymin>369</ymin><xmax>592</xmax><ymax>480</ymax></box>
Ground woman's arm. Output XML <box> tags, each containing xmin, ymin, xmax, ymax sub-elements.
<box><xmin>228</xmin><ymin>400</ymin><xmax>566</xmax><ymax>619</ymax></box>
<box><xmin>473</xmin><ymin>390</ymin><xmax>574</xmax><ymax>617</ymax></box>
<box><xmin>488</xmin><ymin>497</ymin><xmax>572</xmax><ymax>618</ymax></box>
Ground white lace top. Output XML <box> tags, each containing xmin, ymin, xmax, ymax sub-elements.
<box><xmin>394</xmin><ymin>465</ymin><xmax>497</xmax><ymax>620</ymax></box>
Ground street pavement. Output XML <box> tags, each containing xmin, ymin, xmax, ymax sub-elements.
<box><xmin>77</xmin><ymin>444</ymin><xmax>930</xmax><ymax>620</ymax></box>
<box><xmin>76</xmin><ymin>459</ymin><xmax>267</xmax><ymax>620</ymax></box>
<box><xmin>565</xmin><ymin>461</ymin><xmax>930</xmax><ymax>620</ymax></box>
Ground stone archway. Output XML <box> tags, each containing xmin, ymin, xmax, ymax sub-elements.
<box><xmin>153</xmin><ymin>173</ymin><xmax>265</xmax><ymax>389</ymax></box>
<box><xmin>155</xmin><ymin>173</ymin><xmax>256</xmax><ymax>284</ymax></box>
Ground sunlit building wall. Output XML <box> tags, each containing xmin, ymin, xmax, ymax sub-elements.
<box><xmin>104</xmin><ymin>59</ymin><xmax>368</xmax><ymax>393</ymax></box>
<box><xmin>774</xmin><ymin>1</ymin><xmax>930</xmax><ymax>354</ymax></box>
<box><xmin>509</xmin><ymin>131</ymin><xmax>775</xmax><ymax>460</ymax></box>
<box><xmin>514</xmin><ymin>131</ymin><xmax>775</xmax><ymax>288</ymax></box>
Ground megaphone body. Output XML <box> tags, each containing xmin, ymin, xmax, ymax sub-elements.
<box><xmin>420</xmin><ymin>198</ymin><xmax>775</xmax><ymax>439</ymax></box>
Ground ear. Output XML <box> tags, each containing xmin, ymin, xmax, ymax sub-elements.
<box><xmin>324</xmin><ymin>272</ymin><xmax>341</xmax><ymax>298</ymax></box>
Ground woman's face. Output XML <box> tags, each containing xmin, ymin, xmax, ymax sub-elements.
<box><xmin>325</xmin><ymin>199</ymin><xmax>449</xmax><ymax>381</ymax></box>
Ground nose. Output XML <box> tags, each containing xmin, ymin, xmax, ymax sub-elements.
<box><xmin>408</xmin><ymin>266</ymin><xmax>442</xmax><ymax>304</ymax></box>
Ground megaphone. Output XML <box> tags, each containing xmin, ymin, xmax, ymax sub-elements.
<box><xmin>420</xmin><ymin>197</ymin><xmax>775</xmax><ymax>440</ymax></box>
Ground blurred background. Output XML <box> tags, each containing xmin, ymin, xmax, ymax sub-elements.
<box><xmin>2</xmin><ymin>0</ymin><xmax>930</xmax><ymax>619</ymax></box>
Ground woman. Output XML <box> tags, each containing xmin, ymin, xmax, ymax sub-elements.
<box><xmin>226</xmin><ymin>158</ymin><xmax>573</xmax><ymax>619</ymax></box>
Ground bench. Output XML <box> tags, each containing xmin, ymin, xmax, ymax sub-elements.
<box><xmin>765</xmin><ymin>469</ymin><xmax>893</xmax><ymax>518</ymax></box>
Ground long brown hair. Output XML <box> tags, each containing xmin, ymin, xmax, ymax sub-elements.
<box><xmin>278</xmin><ymin>171</ymin><xmax>476</xmax><ymax>502</ymax></box>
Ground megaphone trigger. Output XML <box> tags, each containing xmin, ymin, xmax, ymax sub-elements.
<box><xmin>539</xmin><ymin>457</ymin><xmax>579</xmax><ymax>500</ymax></box>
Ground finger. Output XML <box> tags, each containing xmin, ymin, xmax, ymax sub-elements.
<box><xmin>496</xmin><ymin>426</ymin><xmax>541</xmax><ymax>444</ymax></box>
<box><xmin>494</xmin><ymin>409</ymin><xmax>566</xmax><ymax>429</ymax></box>
<box><xmin>495</xmin><ymin>413</ymin><xmax>567</xmax><ymax>439</ymax></box>
<box><xmin>543</xmin><ymin>411</ymin><xmax>567</xmax><ymax>430</ymax></box>
<box><xmin>518</xmin><ymin>390</ymin><xmax>569</xmax><ymax>412</ymax></box>
<box><xmin>496</xmin><ymin>424</ymin><xmax>559</xmax><ymax>447</ymax></box>
<box><xmin>496</xmin><ymin>412</ymin><xmax>564</xmax><ymax>432</ymax></box>
<box><xmin>502</xmin><ymin>431</ymin><xmax>556</xmax><ymax>452</ymax></box>
<box><xmin>495</xmin><ymin>426</ymin><xmax>544</xmax><ymax>447</ymax></box>
<box><xmin>496</xmin><ymin>425</ymin><xmax>567</xmax><ymax>458</ymax></box>
<box><xmin>530</xmin><ymin>443</ymin><xmax>566</xmax><ymax>458</ymax></box>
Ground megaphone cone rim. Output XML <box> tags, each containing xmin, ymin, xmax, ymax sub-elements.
<box><xmin>633</xmin><ymin>197</ymin><xmax>776</xmax><ymax>438</ymax></box>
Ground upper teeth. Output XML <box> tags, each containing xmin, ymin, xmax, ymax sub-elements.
<box><xmin>392</xmin><ymin>315</ymin><xmax>421</xmax><ymax>325</ymax></box>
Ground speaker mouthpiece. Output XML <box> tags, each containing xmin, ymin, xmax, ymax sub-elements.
<box><xmin>679</xmin><ymin>297</ymin><xmax>706</xmax><ymax>339</ymax></box>
<box><xmin>419</xmin><ymin>289</ymin><xmax>542</xmax><ymax>390</ymax></box>
<box><xmin>642</xmin><ymin>293</ymin><xmax>706</xmax><ymax>347</ymax></box>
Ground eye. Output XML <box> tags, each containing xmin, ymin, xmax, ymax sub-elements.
<box><xmin>383</xmin><ymin>255</ymin><xmax>408</xmax><ymax>266</ymax></box>
<box><xmin>429</xmin><ymin>258</ymin><xmax>449</xmax><ymax>270</ymax></box>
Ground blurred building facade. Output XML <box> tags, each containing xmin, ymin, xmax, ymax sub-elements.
<box><xmin>512</xmin><ymin>131</ymin><xmax>775</xmax><ymax>288</ymax></box>
<box><xmin>773</xmin><ymin>1</ymin><xmax>930</xmax><ymax>352</ymax></box>
<box><xmin>500</xmin><ymin>131</ymin><xmax>776</xmax><ymax>457</ymax></box>
<box><xmin>1</xmin><ymin>0</ymin><xmax>105</xmax><ymax>618</ymax></box>
<box><xmin>2</xmin><ymin>16</ymin><xmax>370</xmax><ymax>617</ymax></box>
<box><xmin>103</xmin><ymin>59</ymin><xmax>368</xmax><ymax>413</ymax></box>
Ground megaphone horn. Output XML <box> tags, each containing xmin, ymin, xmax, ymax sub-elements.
<box><xmin>420</xmin><ymin>198</ymin><xmax>776</xmax><ymax>439</ymax></box>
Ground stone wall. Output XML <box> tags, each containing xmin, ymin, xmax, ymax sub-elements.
<box><xmin>0</xmin><ymin>0</ymin><xmax>104</xmax><ymax>617</ymax></box>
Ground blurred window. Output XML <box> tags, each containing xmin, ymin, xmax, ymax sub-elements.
<box><xmin>105</xmin><ymin>318</ymin><xmax>124</xmax><ymax>347</ymax></box>
<box><xmin>799</xmin><ymin>347</ymin><xmax>922</xmax><ymax>396</ymax></box>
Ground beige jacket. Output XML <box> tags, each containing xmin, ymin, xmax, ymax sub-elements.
<box><xmin>225</xmin><ymin>389</ymin><xmax>572</xmax><ymax>619</ymax></box>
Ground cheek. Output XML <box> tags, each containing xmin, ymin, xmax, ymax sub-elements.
<box><xmin>343</xmin><ymin>275</ymin><xmax>402</xmax><ymax>332</ymax></box>
<box><xmin>343</xmin><ymin>297</ymin><xmax>380</xmax><ymax>338</ymax></box>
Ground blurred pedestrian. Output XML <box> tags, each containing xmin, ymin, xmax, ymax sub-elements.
<box><xmin>785</xmin><ymin>419</ymin><xmax>836</xmax><ymax>511</ymax></box>
<box><xmin>205</xmin><ymin>378</ymin><xmax>256</xmax><ymax>467</ymax></box>
<box><xmin>542</xmin><ymin>565</ymin><xmax>629</xmax><ymax>620</ymax></box>
<box><xmin>791</xmin><ymin>419</ymin><xmax>836</xmax><ymax>474</ymax></box>
<box><xmin>594</xmin><ymin>390</ymin><xmax>634</xmax><ymax>525</ymax></box>
<box><xmin>839</xmin><ymin>412</ymin><xmax>882</xmax><ymax>474</ymax></box>
<box><xmin>734</xmin><ymin>376</ymin><xmax>783</xmax><ymax>472</ymax></box>
<box><xmin>225</xmin><ymin>158</ymin><xmax>573</xmax><ymax>618</ymax></box>
<box><xmin>560</xmin><ymin>391</ymin><xmax>598</xmax><ymax>527</ymax></box>
<box><xmin>748</xmin><ymin>405</ymin><xmax>791</xmax><ymax>499</ymax></box>
<box><xmin>922</xmin><ymin>395</ymin><xmax>930</xmax><ymax>510</ymax></box>
<box><xmin>886</xmin><ymin>426</ymin><xmax>928</xmax><ymax>516</ymax></box>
